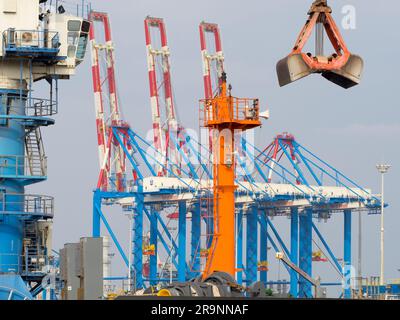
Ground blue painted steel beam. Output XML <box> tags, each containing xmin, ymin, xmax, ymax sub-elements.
<box><xmin>239</xmin><ymin>138</ymin><xmax>271</xmax><ymax>189</ymax></box>
<box><xmin>344</xmin><ymin>209</ymin><xmax>352</xmax><ymax>299</ymax></box>
<box><xmin>131</xmin><ymin>130</ymin><xmax>195</xmax><ymax>182</ymax></box>
<box><xmin>265</xmin><ymin>217</ymin><xmax>290</xmax><ymax>257</ymax></box>
<box><xmin>147</xmin><ymin>216</ymin><xmax>179</xmax><ymax>270</ymax></box>
<box><xmin>150</xmin><ymin>209</ymin><xmax>191</xmax><ymax>272</ymax></box>
<box><xmin>93</xmin><ymin>200</ymin><xmax>129</xmax><ymax>267</ymax></box>
<box><xmin>240</xmin><ymin>137</ymin><xmax>280</xmax><ymax>184</ymax></box>
<box><xmin>153</xmin><ymin>210</ymin><xmax>179</xmax><ymax>254</ymax></box>
<box><xmin>112</xmin><ymin>128</ymin><xmax>145</xmax><ymax>179</ymax></box>
<box><xmin>278</xmin><ymin>140</ymin><xmax>309</xmax><ymax>187</ymax></box>
<box><xmin>290</xmin><ymin>207</ymin><xmax>299</xmax><ymax>297</ymax></box>
<box><xmin>259</xmin><ymin>210</ymin><xmax>268</xmax><ymax>284</ymax></box>
<box><xmin>236</xmin><ymin>209</ymin><xmax>243</xmax><ymax>285</ymax></box>
<box><xmin>246</xmin><ymin>206</ymin><xmax>258</xmax><ymax>284</ymax></box>
<box><xmin>183</xmin><ymin>132</ymin><xmax>211</xmax><ymax>178</ymax></box>
<box><xmin>149</xmin><ymin>208</ymin><xmax>158</xmax><ymax>286</ymax></box>
<box><xmin>133</xmin><ymin>190</ymin><xmax>144</xmax><ymax>289</ymax></box>
<box><xmin>293</xmin><ymin>144</ymin><xmax>322</xmax><ymax>186</ymax></box>
<box><xmin>299</xmin><ymin>208</ymin><xmax>312</xmax><ymax>298</ymax></box>
<box><xmin>190</xmin><ymin>202</ymin><xmax>201</xmax><ymax>278</ymax></box>
<box><xmin>264</xmin><ymin>281</ymin><xmax>341</xmax><ymax>286</ymax></box>
<box><xmin>143</xmin><ymin>208</ymin><xmax>183</xmax><ymax>271</ymax></box>
<box><xmin>93</xmin><ymin>191</ymin><xmax>138</xmax><ymax>199</ymax></box>
<box><xmin>169</xmin><ymin>132</ymin><xmax>199</xmax><ymax>179</ymax></box>
<box><xmin>104</xmin><ymin>276</ymin><xmax>129</xmax><ymax>281</ymax></box>
<box><xmin>296</xmin><ymin>142</ymin><xmax>378</xmax><ymax>201</ymax></box>
<box><xmin>238</xmin><ymin>139</ymin><xmax>256</xmax><ymax>183</ymax></box>
<box><xmin>125</xmin><ymin>129</ymin><xmax>156</xmax><ymax>177</ymax></box>
<box><xmin>312</xmin><ymin>222</ymin><xmax>342</xmax><ymax>272</ymax></box>
<box><xmin>178</xmin><ymin>201</ymin><xmax>187</xmax><ymax>282</ymax></box>
<box><xmin>92</xmin><ymin>190</ymin><xmax>101</xmax><ymax>237</ymax></box>
<box><xmin>247</xmin><ymin>140</ymin><xmax>301</xmax><ymax>183</ymax></box>
<box><xmin>245</xmin><ymin>141</ymin><xmax>313</xmax><ymax>197</ymax></box>
<box><xmin>258</xmin><ymin>216</ymin><xmax>291</xmax><ymax>275</ymax></box>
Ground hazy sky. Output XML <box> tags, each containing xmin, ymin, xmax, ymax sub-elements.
<box><xmin>31</xmin><ymin>0</ymin><xmax>400</xmax><ymax>295</ymax></box>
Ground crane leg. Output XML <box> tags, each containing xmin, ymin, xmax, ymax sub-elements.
<box><xmin>299</xmin><ymin>208</ymin><xmax>312</xmax><ymax>298</ymax></box>
<box><xmin>290</xmin><ymin>207</ymin><xmax>299</xmax><ymax>297</ymax></box>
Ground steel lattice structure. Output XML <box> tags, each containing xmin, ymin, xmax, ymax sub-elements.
<box><xmin>144</xmin><ymin>17</ymin><xmax>181</xmax><ymax>177</ymax></box>
<box><xmin>89</xmin><ymin>11</ymin><xmax>128</xmax><ymax>192</ymax></box>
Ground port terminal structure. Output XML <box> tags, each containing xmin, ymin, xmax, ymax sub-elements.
<box><xmin>0</xmin><ymin>1</ymin><xmax>91</xmax><ymax>300</ymax></box>
<box><xmin>89</xmin><ymin>14</ymin><xmax>382</xmax><ymax>299</ymax></box>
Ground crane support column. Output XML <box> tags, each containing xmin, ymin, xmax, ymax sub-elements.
<box><xmin>344</xmin><ymin>209</ymin><xmax>352</xmax><ymax>298</ymax></box>
<box><xmin>259</xmin><ymin>210</ymin><xmax>268</xmax><ymax>284</ymax></box>
<box><xmin>299</xmin><ymin>208</ymin><xmax>313</xmax><ymax>298</ymax></box>
<box><xmin>290</xmin><ymin>207</ymin><xmax>299</xmax><ymax>297</ymax></box>
<box><xmin>178</xmin><ymin>201</ymin><xmax>187</xmax><ymax>282</ymax></box>
<box><xmin>133</xmin><ymin>192</ymin><xmax>144</xmax><ymax>289</ymax></box>
<box><xmin>246</xmin><ymin>206</ymin><xmax>258</xmax><ymax>284</ymax></box>
<box><xmin>149</xmin><ymin>208</ymin><xmax>158</xmax><ymax>286</ymax></box>
<box><xmin>190</xmin><ymin>202</ymin><xmax>201</xmax><ymax>277</ymax></box>
<box><xmin>92</xmin><ymin>190</ymin><xmax>101</xmax><ymax>237</ymax></box>
<box><xmin>201</xmin><ymin>72</ymin><xmax>261</xmax><ymax>279</ymax></box>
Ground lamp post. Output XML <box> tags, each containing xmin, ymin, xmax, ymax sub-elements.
<box><xmin>125</xmin><ymin>211</ymin><xmax>134</xmax><ymax>292</ymax></box>
<box><xmin>170</xmin><ymin>231</ymin><xmax>173</xmax><ymax>284</ymax></box>
<box><xmin>376</xmin><ymin>164</ymin><xmax>391</xmax><ymax>286</ymax></box>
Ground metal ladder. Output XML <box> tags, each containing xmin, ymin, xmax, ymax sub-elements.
<box><xmin>23</xmin><ymin>221</ymin><xmax>40</xmax><ymax>273</ymax></box>
<box><xmin>25</xmin><ymin>128</ymin><xmax>46</xmax><ymax>176</ymax></box>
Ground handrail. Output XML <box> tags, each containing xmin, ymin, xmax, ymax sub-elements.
<box><xmin>1</xmin><ymin>97</ymin><xmax>57</xmax><ymax>117</ymax></box>
<box><xmin>26</xmin><ymin>98</ymin><xmax>58</xmax><ymax>116</ymax></box>
<box><xmin>2</xmin><ymin>29</ymin><xmax>60</xmax><ymax>51</ymax></box>
<box><xmin>200</xmin><ymin>97</ymin><xmax>260</xmax><ymax>125</ymax></box>
<box><xmin>0</xmin><ymin>193</ymin><xmax>54</xmax><ymax>217</ymax></box>
<box><xmin>42</xmin><ymin>0</ymin><xmax>91</xmax><ymax>19</ymax></box>
<box><xmin>0</xmin><ymin>155</ymin><xmax>47</xmax><ymax>177</ymax></box>
<box><xmin>0</xmin><ymin>253</ymin><xmax>50</xmax><ymax>273</ymax></box>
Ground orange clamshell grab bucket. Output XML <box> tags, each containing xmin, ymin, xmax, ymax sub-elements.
<box><xmin>276</xmin><ymin>0</ymin><xmax>363</xmax><ymax>89</ymax></box>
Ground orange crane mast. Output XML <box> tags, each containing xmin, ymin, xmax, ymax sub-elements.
<box><xmin>200</xmin><ymin>72</ymin><xmax>261</xmax><ymax>278</ymax></box>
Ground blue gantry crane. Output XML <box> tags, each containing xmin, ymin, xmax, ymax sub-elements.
<box><xmin>90</xmin><ymin>125</ymin><xmax>381</xmax><ymax>298</ymax></box>
<box><xmin>88</xmin><ymin>14</ymin><xmax>382</xmax><ymax>299</ymax></box>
